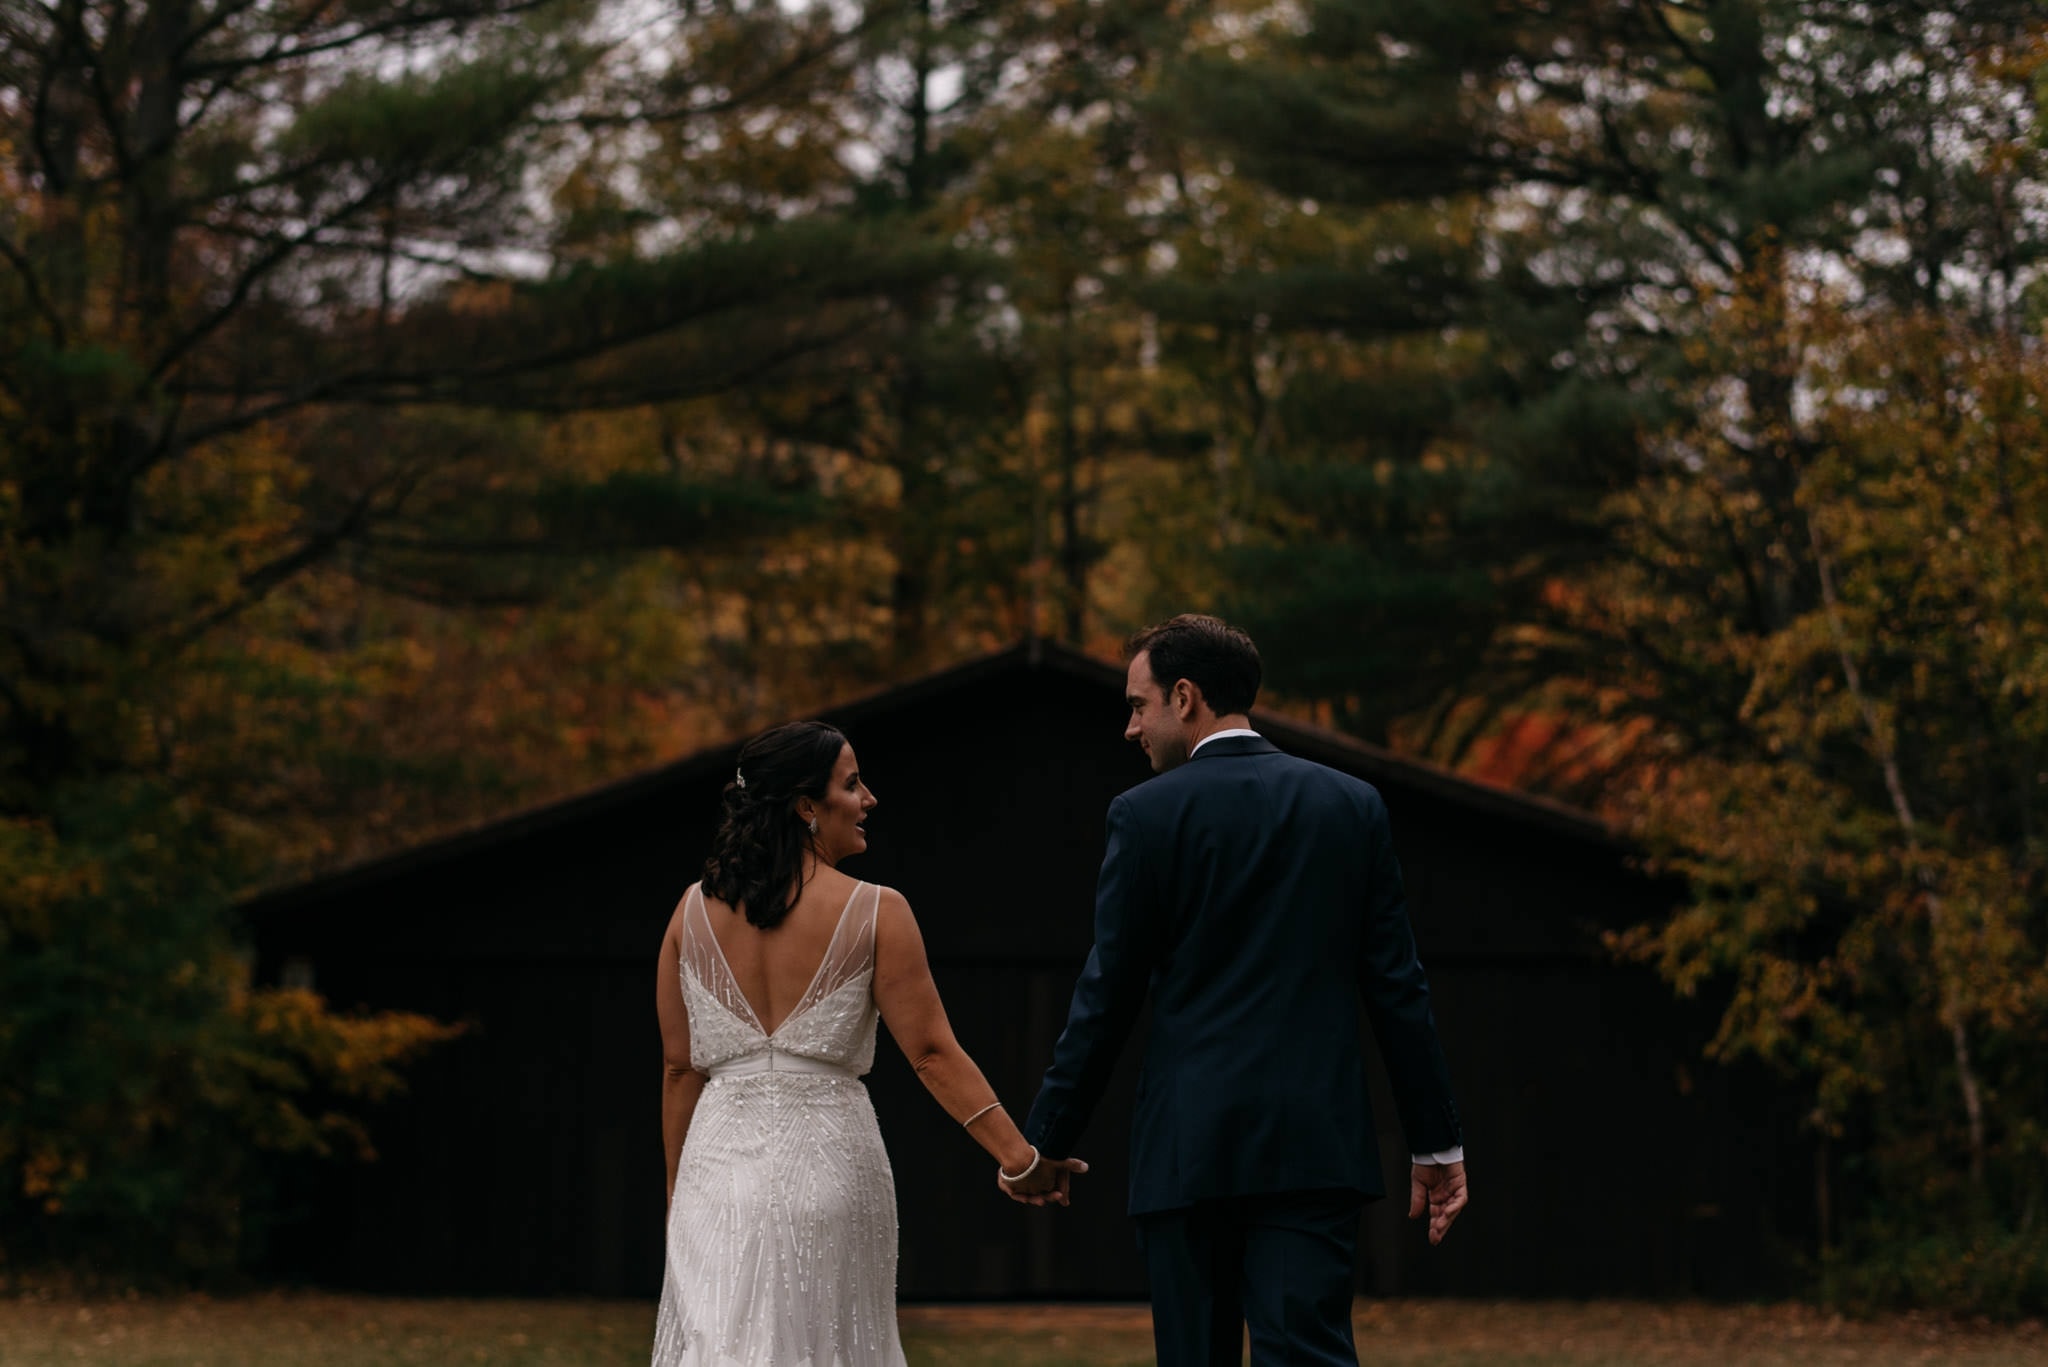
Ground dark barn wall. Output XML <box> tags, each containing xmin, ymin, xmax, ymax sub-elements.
<box><xmin>250</xmin><ymin>649</ymin><xmax>1811</xmax><ymax>1300</ymax></box>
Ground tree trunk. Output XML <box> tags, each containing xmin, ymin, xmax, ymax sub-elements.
<box><xmin>1806</xmin><ymin>512</ymin><xmax>1989</xmax><ymax>1188</ymax></box>
<box><xmin>1055</xmin><ymin>278</ymin><xmax>1085</xmax><ymax>643</ymax></box>
<box><xmin>888</xmin><ymin>0</ymin><xmax>937</xmax><ymax>665</ymax></box>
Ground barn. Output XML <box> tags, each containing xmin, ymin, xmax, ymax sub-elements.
<box><xmin>244</xmin><ymin>640</ymin><xmax>1812</xmax><ymax>1300</ymax></box>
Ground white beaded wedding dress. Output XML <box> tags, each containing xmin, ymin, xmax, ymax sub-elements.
<box><xmin>652</xmin><ymin>880</ymin><xmax>907</xmax><ymax>1367</ymax></box>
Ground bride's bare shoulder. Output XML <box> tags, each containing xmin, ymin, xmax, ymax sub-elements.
<box><xmin>868</xmin><ymin>886</ymin><xmax>921</xmax><ymax>949</ymax></box>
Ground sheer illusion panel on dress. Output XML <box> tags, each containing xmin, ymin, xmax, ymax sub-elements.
<box><xmin>677</xmin><ymin>881</ymin><xmax>883</xmax><ymax>1075</ymax></box>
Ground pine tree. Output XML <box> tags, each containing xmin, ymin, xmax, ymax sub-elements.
<box><xmin>0</xmin><ymin>0</ymin><xmax>957</xmax><ymax>1275</ymax></box>
<box><xmin>1147</xmin><ymin>1</ymin><xmax>2046</xmax><ymax>740</ymax></box>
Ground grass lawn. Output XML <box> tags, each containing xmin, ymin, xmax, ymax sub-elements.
<box><xmin>0</xmin><ymin>1293</ymin><xmax>2042</xmax><ymax>1366</ymax></box>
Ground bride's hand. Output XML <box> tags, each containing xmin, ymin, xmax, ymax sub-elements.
<box><xmin>997</xmin><ymin>1152</ymin><xmax>1088</xmax><ymax>1207</ymax></box>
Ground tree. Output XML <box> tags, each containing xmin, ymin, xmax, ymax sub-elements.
<box><xmin>1153</xmin><ymin>0</ymin><xmax>2048</xmax><ymax>1307</ymax></box>
<box><xmin>0</xmin><ymin>0</ymin><xmax>954</xmax><ymax>1275</ymax></box>
<box><xmin>1591</xmin><ymin>294</ymin><xmax>2048</xmax><ymax>1313</ymax></box>
<box><xmin>0</xmin><ymin>0</ymin><xmax>953</xmax><ymax>796</ymax></box>
<box><xmin>1132</xmin><ymin>1</ymin><xmax>1658</xmax><ymax>737</ymax></box>
<box><xmin>1149</xmin><ymin>1</ymin><xmax>2045</xmax><ymax>739</ymax></box>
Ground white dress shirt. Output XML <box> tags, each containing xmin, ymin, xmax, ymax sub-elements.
<box><xmin>1187</xmin><ymin>727</ymin><xmax>1465</xmax><ymax>1168</ymax></box>
<box><xmin>1189</xmin><ymin>727</ymin><xmax>1263</xmax><ymax>754</ymax></box>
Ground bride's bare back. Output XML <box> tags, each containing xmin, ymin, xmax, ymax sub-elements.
<box><xmin>697</xmin><ymin>866</ymin><xmax>865</xmax><ymax>1036</ymax></box>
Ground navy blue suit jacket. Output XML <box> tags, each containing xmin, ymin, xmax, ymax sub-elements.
<box><xmin>1023</xmin><ymin>735</ymin><xmax>1462</xmax><ymax>1216</ymax></box>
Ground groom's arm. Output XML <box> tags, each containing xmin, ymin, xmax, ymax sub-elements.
<box><xmin>1024</xmin><ymin>795</ymin><xmax>1163</xmax><ymax>1159</ymax></box>
<box><xmin>1355</xmin><ymin>789</ymin><xmax>1463</xmax><ymax>1158</ymax></box>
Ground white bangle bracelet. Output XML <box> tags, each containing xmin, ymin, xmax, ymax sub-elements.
<box><xmin>962</xmin><ymin>1101</ymin><xmax>1003</xmax><ymax>1128</ymax></box>
<box><xmin>999</xmin><ymin>1147</ymin><xmax>1041</xmax><ymax>1184</ymax></box>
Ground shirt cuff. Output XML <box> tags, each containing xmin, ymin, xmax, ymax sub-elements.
<box><xmin>1411</xmin><ymin>1146</ymin><xmax>1465</xmax><ymax>1166</ymax></box>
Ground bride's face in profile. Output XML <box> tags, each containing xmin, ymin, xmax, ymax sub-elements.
<box><xmin>808</xmin><ymin>743</ymin><xmax>877</xmax><ymax>865</ymax></box>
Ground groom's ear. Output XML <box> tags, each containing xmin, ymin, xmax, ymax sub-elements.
<box><xmin>1171</xmin><ymin>678</ymin><xmax>1201</xmax><ymax>720</ymax></box>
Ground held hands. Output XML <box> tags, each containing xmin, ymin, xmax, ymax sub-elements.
<box><xmin>959</xmin><ymin>1102</ymin><xmax>1085</xmax><ymax>1207</ymax></box>
<box><xmin>1408</xmin><ymin>1160</ymin><xmax>1469</xmax><ymax>1245</ymax></box>
<box><xmin>996</xmin><ymin>1148</ymin><xmax>1090</xmax><ymax>1207</ymax></box>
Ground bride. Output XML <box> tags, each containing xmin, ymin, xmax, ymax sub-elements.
<box><xmin>651</xmin><ymin>721</ymin><xmax>1085</xmax><ymax>1366</ymax></box>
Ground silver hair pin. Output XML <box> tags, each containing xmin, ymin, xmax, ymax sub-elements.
<box><xmin>734</xmin><ymin>766</ymin><xmax>746</xmax><ymax>789</ymax></box>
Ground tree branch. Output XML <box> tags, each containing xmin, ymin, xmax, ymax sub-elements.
<box><xmin>0</xmin><ymin>229</ymin><xmax>69</xmax><ymax>344</ymax></box>
<box><xmin>174</xmin><ymin>300</ymin><xmax>885</xmax><ymax>442</ymax></box>
<box><xmin>147</xmin><ymin>172</ymin><xmax>403</xmax><ymax>384</ymax></box>
<box><xmin>183</xmin><ymin>0</ymin><xmax>563</xmax><ymax>79</ymax></box>
<box><xmin>175</xmin><ymin>0</ymin><xmax>299</xmax><ymax>62</ymax></box>
<box><xmin>170</xmin><ymin>481</ymin><xmax>386</xmax><ymax>647</ymax></box>
<box><xmin>60</xmin><ymin>0</ymin><xmax>139</xmax><ymax>181</ymax></box>
<box><xmin>1642</xmin><ymin>1</ymin><xmax>1711</xmax><ymax>76</ymax></box>
<box><xmin>560</xmin><ymin>19</ymin><xmax>872</xmax><ymax>129</ymax></box>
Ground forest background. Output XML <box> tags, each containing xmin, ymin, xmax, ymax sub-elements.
<box><xmin>2</xmin><ymin>0</ymin><xmax>2046</xmax><ymax>1314</ymax></box>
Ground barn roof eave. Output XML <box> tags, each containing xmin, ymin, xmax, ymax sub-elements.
<box><xmin>237</xmin><ymin>643</ymin><xmax>1050</xmax><ymax>917</ymax></box>
<box><xmin>238</xmin><ymin>638</ymin><xmax>1620</xmax><ymax>918</ymax></box>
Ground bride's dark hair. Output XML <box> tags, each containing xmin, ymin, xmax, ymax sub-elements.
<box><xmin>701</xmin><ymin>721</ymin><xmax>848</xmax><ymax>930</ymax></box>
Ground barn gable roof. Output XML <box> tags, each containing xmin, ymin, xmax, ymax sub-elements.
<box><xmin>242</xmin><ymin>639</ymin><xmax>1614</xmax><ymax>916</ymax></box>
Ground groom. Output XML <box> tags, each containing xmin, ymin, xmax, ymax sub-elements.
<box><xmin>1023</xmin><ymin>614</ymin><xmax>1469</xmax><ymax>1366</ymax></box>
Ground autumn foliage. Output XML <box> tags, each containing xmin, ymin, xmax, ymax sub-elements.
<box><xmin>1586</xmin><ymin>297</ymin><xmax>2048</xmax><ymax>1311</ymax></box>
<box><xmin>3</xmin><ymin>0</ymin><xmax>2047</xmax><ymax>1305</ymax></box>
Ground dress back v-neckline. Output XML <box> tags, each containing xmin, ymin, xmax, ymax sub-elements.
<box><xmin>690</xmin><ymin>880</ymin><xmax>865</xmax><ymax>1038</ymax></box>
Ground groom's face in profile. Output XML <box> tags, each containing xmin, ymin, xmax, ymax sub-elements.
<box><xmin>1125</xmin><ymin>651</ymin><xmax>1192</xmax><ymax>772</ymax></box>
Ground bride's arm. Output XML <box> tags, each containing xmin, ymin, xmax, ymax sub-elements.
<box><xmin>872</xmin><ymin>888</ymin><xmax>1041</xmax><ymax>1177</ymax></box>
<box><xmin>656</xmin><ymin>920</ymin><xmax>708</xmax><ymax>1209</ymax></box>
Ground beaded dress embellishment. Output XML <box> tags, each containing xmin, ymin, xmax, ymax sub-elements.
<box><xmin>651</xmin><ymin>882</ymin><xmax>904</xmax><ymax>1367</ymax></box>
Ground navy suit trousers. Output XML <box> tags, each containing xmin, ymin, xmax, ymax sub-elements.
<box><xmin>1134</xmin><ymin>1189</ymin><xmax>1364</xmax><ymax>1367</ymax></box>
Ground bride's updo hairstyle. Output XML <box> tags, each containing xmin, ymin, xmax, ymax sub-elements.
<box><xmin>701</xmin><ymin>720</ymin><xmax>848</xmax><ymax>930</ymax></box>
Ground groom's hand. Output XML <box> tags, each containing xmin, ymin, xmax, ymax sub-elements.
<box><xmin>997</xmin><ymin>1155</ymin><xmax>1089</xmax><ymax>1207</ymax></box>
<box><xmin>1408</xmin><ymin>1160</ymin><xmax>1468</xmax><ymax>1245</ymax></box>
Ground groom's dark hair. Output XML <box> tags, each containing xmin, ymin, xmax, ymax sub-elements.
<box><xmin>1127</xmin><ymin>615</ymin><xmax>1262</xmax><ymax>716</ymax></box>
